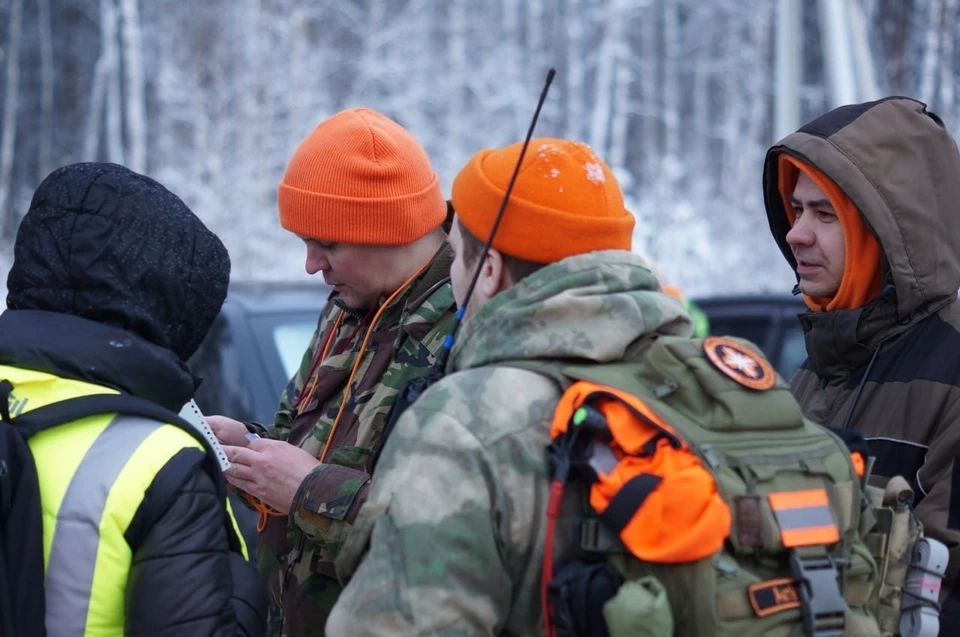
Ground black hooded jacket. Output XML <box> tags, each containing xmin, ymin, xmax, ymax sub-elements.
<box><xmin>3</xmin><ymin>163</ymin><xmax>265</xmax><ymax>636</ymax></box>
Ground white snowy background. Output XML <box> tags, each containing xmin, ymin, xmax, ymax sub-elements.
<box><xmin>0</xmin><ymin>0</ymin><xmax>957</xmax><ymax>298</ymax></box>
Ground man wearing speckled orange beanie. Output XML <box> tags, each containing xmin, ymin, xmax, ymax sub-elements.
<box><xmin>328</xmin><ymin>139</ymin><xmax>696</xmax><ymax>636</ymax></box>
<box><xmin>208</xmin><ymin>108</ymin><xmax>458</xmax><ymax>637</ymax></box>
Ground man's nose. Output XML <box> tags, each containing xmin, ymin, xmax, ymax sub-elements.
<box><xmin>786</xmin><ymin>212</ymin><xmax>814</xmax><ymax>247</ymax></box>
<box><xmin>305</xmin><ymin>247</ymin><xmax>329</xmax><ymax>275</ymax></box>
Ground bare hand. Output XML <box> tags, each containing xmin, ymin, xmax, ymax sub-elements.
<box><xmin>222</xmin><ymin>438</ymin><xmax>320</xmax><ymax>513</ymax></box>
<box><xmin>208</xmin><ymin>415</ymin><xmax>251</xmax><ymax>447</ymax></box>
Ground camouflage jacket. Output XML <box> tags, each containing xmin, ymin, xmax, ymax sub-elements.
<box><xmin>252</xmin><ymin>244</ymin><xmax>457</xmax><ymax>636</ymax></box>
<box><xmin>328</xmin><ymin>251</ymin><xmax>693</xmax><ymax>636</ymax></box>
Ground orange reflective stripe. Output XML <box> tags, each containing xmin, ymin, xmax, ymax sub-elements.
<box><xmin>768</xmin><ymin>488</ymin><xmax>830</xmax><ymax>510</ymax></box>
<box><xmin>780</xmin><ymin>526</ymin><xmax>841</xmax><ymax>547</ymax></box>
<box><xmin>768</xmin><ymin>488</ymin><xmax>839</xmax><ymax>548</ymax></box>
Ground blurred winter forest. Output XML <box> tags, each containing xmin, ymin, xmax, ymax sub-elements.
<box><xmin>0</xmin><ymin>0</ymin><xmax>958</xmax><ymax>296</ymax></box>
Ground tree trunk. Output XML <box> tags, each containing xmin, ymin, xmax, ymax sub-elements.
<box><xmin>609</xmin><ymin>36</ymin><xmax>632</xmax><ymax>173</ymax></box>
<box><xmin>85</xmin><ymin>0</ymin><xmax>124</xmax><ymax>163</ymax></box>
<box><xmin>661</xmin><ymin>0</ymin><xmax>680</xmax><ymax>190</ymax></box>
<box><xmin>105</xmin><ymin>0</ymin><xmax>125</xmax><ymax>165</ymax></box>
<box><xmin>447</xmin><ymin>0</ymin><xmax>467</xmax><ymax>154</ymax></box>
<box><xmin>633</xmin><ymin>1</ymin><xmax>659</xmax><ymax>203</ymax></box>
<box><xmin>718</xmin><ymin>11</ymin><xmax>742</xmax><ymax>200</ymax></box>
<box><xmin>938</xmin><ymin>0</ymin><xmax>957</xmax><ymax>120</ymax></box>
<box><xmin>37</xmin><ymin>0</ymin><xmax>55</xmax><ymax>182</ymax></box>
<box><xmin>0</xmin><ymin>0</ymin><xmax>24</xmax><ymax>239</ymax></box>
<box><xmin>589</xmin><ymin>0</ymin><xmax>624</xmax><ymax>158</ymax></box>
<box><xmin>527</xmin><ymin>0</ymin><xmax>545</xmax><ymax>83</ymax></box>
<box><xmin>120</xmin><ymin>0</ymin><xmax>147</xmax><ymax>172</ymax></box>
<box><xmin>501</xmin><ymin>0</ymin><xmax>524</xmax><ymax>131</ymax></box>
<box><xmin>918</xmin><ymin>0</ymin><xmax>943</xmax><ymax>102</ymax></box>
<box><xmin>690</xmin><ymin>7</ymin><xmax>712</xmax><ymax>202</ymax></box>
<box><xmin>564</xmin><ymin>0</ymin><xmax>585</xmax><ymax>142</ymax></box>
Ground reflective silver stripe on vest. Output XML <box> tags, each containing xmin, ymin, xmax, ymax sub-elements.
<box><xmin>45</xmin><ymin>415</ymin><xmax>162</xmax><ymax>637</ymax></box>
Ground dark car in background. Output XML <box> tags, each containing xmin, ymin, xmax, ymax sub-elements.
<box><xmin>190</xmin><ymin>284</ymin><xmax>809</xmax><ymax>426</ymax></box>
<box><xmin>693</xmin><ymin>294</ymin><xmax>807</xmax><ymax>380</ymax></box>
<box><xmin>188</xmin><ymin>281</ymin><xmax>330</xmax><ymax>424</ymax></box>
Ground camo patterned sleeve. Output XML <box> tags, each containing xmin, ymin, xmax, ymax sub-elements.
<box><xmin>328</xmin><ymin>365</ymin><xmax>565</xmax><ymax>637</ymax></box>
<box><xmin>328</xmin><ymin>412</ymin><xmax>509</xmax><ymax>635</ymax></box>
<box><xmin>289</xmin><ymin>463</ymin><xmax>371</xmax><ymax>542</ymax></box>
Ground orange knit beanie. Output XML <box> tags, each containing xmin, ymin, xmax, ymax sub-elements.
<box><xmin>451</xmin><ymin>139</ymin><xmax>635</xmax><ymax>263</ymax></box>
<box><xmin>278</xmin><ymin>108</ymin><xmax>446</xmax><ymax>245</ymax></box>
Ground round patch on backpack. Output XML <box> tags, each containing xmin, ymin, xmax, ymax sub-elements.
<box><xmin>703</xmin><ymin>337</ymin><xmax>776</xmax><ymax>391</ymax></box>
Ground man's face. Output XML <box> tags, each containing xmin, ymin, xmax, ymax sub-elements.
<box><xmin>448</xmin><ymin>219</ymin><xmax>474</xmax><ymax>310</ymax></box>
<box><xmin>448</xmin><ymin>218</ymin><xmax>503</xmax><ymax>320</ymax></box>
<box><xmin>786</xmin><ymin>172</ymin><xmax>846</xmax><ymax>298</ymax></box>
<box><xmin>302</xmin><ymin>238</ymin><xmax>397</xmax><ymax>309</ymax></box>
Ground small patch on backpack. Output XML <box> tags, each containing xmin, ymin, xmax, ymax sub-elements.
<box><xmin>703</xmin><ymin>337</ymin><xmax>776</xmax><ymax>391</ymax></box>
<box><xmin>734</xmin><ymin>495</ymin><xmax>765</xmax><ymax>547</ymax></box>
<box><xmin>748</xmin><ymin>578</ymin><xmax>801</xmax><ymax>617</ymax></box>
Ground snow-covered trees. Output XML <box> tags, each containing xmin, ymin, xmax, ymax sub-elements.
<box><xmin>0</xmin><ymin>0</ymin><xmax>956</xmax><ymax>294</ymax></box>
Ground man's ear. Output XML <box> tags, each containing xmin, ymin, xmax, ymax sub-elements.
<box><xmin>479</xmin><ymin>249</ymin><xmax>511</xmax><ymax>298</ymax></box>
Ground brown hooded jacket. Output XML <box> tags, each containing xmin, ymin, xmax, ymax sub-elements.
<box><xmin>763</xmin><ymin>97</ymin><xmax>960</xmax><ymax>634</ymax></box>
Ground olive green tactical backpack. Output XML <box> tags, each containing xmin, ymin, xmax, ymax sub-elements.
<box><xmin>515</xmin><ymin>335</ymin><xmax>942</xmax><ymax>637</ymax></box>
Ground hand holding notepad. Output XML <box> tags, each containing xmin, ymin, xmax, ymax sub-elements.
<box><xmin>178</xmin><ymin>399</ymin><xmax>232</xmax><ymax>473</ymax></box>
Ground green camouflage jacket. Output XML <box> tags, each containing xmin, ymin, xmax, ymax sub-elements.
<box><xmin>328</xmin><ymin>250</ymin><xmax>693</xmax><ymax>636</ymax></box>
<box><xmin>252</xmin><ymin>244</ymin><xmax>457</xmax><ymax>636</ymax></box>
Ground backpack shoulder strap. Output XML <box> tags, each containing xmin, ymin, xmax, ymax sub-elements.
<box><xmin>8</xmin><ymin>392</ymin><xmax>195</xmax><ymax>440</ymax></box>
<box><xmin>498</xmin><ymin>359</ymin><xmax>656</xmax><ymax>399</ymax></box>
<box><xmin>2</xmin><ymin>388</ymin><xmax>244</xmax><ymax>555</ymax></box>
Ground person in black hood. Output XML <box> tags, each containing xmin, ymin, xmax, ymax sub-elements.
<box><xmin>0</xmin><ymin>162</ymin><xmax>266</xmax><ymax>636</ymax></box>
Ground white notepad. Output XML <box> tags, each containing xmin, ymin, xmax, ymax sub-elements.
<box><xmin>178</xmin><ymin>399</ymin><xmax>232</xmax><ymax>473</ymax></box>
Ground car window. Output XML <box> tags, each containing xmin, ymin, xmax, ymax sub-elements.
<box><xmin>272</xmin><ymin>320</ymin><xmax>319</xmax><ymax>379</ymax></box>
<box><xmin>708</xmin><ymin>318</ymin><xmax>773</xmax><ymax>355</ymax></box>
<box><xmin>776</xmin><ymin>323</ymin><xmax>808</xmax><ymax>380</ymax></box>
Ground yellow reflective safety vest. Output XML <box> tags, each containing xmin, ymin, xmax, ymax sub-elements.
<box><xmin>2</xmin><ymin>364</ymin><xmax>247</xmax><ymax>637</ymax></box>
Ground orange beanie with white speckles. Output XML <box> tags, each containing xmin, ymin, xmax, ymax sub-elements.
<box><xmin>451</xmin><ymin>138</ymin><xmax>635</xmax><ymax>263</ymax></box>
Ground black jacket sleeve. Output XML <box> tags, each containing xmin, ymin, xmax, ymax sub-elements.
<box><xmin>125</xmin><ymin>448</ymin><xmax>267</xmax><ymax>636</ymax></box>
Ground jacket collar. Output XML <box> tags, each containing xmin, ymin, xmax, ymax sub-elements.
<box><xmin>0</xmin><ymin>310</ymin><xmax>197</xmax><ymax>412</ymax></box>
<box><xmin>332</xmin><ymin>242</ymin><xmax>454</xmax><ymax>329</ymax></box>
<box><xmin>451</xmin><ymin>251</ymin><xmax>692</xmax><ymax>371</ymax></box>
<box><xmin>800</xmin><ymin>288</ymin><xmax>955</xmax><ymax>379</ymax></box>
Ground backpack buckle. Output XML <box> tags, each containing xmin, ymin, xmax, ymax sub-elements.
<box><xmin>789</xmin><ymin>553</ymin><xmax>846</xmax><ymax>637</ymax></box>
<box><xmin>577</xmin><ymin>517</ymin><xmax>624</xmax><ymax>555</ymax></box>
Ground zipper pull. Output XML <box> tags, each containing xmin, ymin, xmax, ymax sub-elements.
<box><xmin>655</xmin><ymin>378</ymin><xmax>679</xmax><ymax>398</ymax></box>
<box><xmin>699</xmin><ymin>444</ymin><xmax>721</xmax><ymax>470</ymax></box>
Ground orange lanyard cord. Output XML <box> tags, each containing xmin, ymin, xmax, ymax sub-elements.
<box><xmin>317</xmin><ymin>257</ymin><xmax>434</xmax><ymax>464</ymax></box>
<box><xmin>249</xmin><ymin>256</ymin><xmax>433</xmax><ymax>530</ymax></box>
<box><xmin>295</xmin><ymin>311</ymin><xmax>345</xmax><ymax>411</ymax></box>
<box><xmin>246</xmin><ymin>491</ymin><xmax>283</xmax><ymax>531</ymax></box>
<box><xmin>247</xmin><ymin>312</ymin><xmax>346</xmax><ymax>530</ymax></box>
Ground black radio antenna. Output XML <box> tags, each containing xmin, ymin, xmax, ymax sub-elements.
<box><xmin>437</xmin><ymin>67</ymin><xmax>556</xmax><ymax>368</ymax></box>
<box><xmin>371</xmin><ymin>69</ymin><xmax>556</xmax><ymax>470</ymax></box>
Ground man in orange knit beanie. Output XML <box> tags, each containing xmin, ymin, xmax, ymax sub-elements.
<box><xmin>208</xmin><ymin>108</ymin><xmax>458</xmax><ymax>636</ymax></box>
<box><xmin>764</xmin><ymin>97</ymin><xmax>960</xmax><ymax>634</ymax></box>
<box><xmin>328</xmin><ymin>138</ymin><xmax>695</xmax><ymax>635</ymax></box>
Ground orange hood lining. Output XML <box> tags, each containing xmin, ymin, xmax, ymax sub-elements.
<box><xmin>776</xmin><ymin>155</ymin><xmax>882</xmax><ymax>312</ymax></box>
